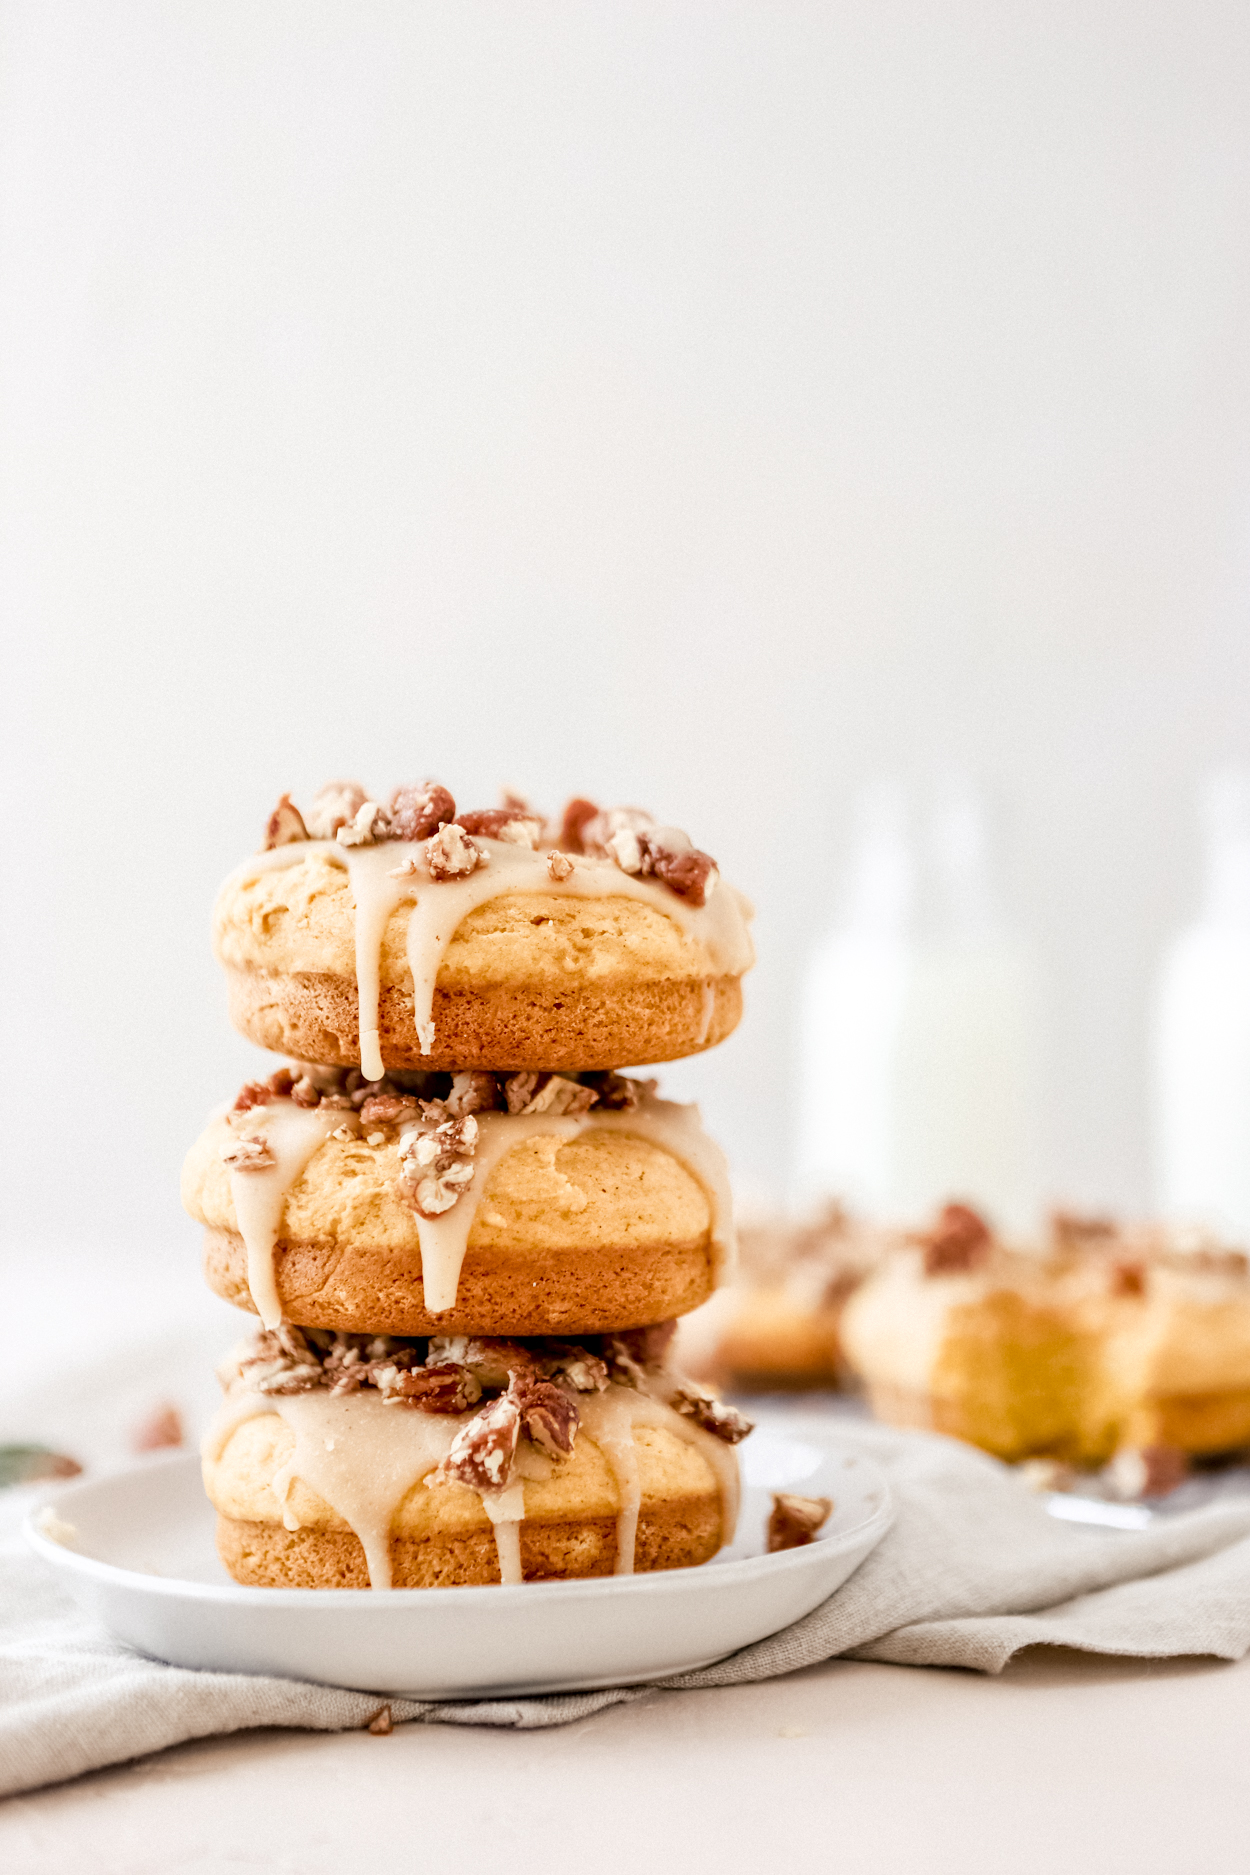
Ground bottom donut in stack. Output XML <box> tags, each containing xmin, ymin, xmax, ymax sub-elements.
<box><xmin>204</xmin><ymin>1323</ymin><xmax>752</xmax><ymax>1588</ymax></box>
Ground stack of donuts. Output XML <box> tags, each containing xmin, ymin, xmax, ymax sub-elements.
<box><xmin>183</xmin><ymin>780</ymin><xmax>762</xmax><ymax>1588</ymax></box>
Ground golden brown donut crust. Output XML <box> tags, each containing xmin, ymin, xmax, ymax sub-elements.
<box><xmin>202</xmin><ymin>1224</ymin><xmax>714</xmax><ymax>1335</ymax></box>
<box><xmin>216</xmin><ymin>1496</ymin><xmax>721</xmax><ymax>1587</ymax></box>
<box><xmin>223</xmin><ymin>966</ymin><xmax>742</xmax><ymax>1071</ymax></box>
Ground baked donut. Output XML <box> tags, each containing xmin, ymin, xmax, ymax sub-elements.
<box><xmin>182</xmin><ymin>1065</ymin><xmax>735</xmax><ymax>1336</ymax></box>
<box><xmin>840</xmin><ymin>1204</ymin><xmax>1156</xmax><ymax>1466</ymax></box>
<box><xmin>213</xmin><ymin>783</ymin><xmax>754</xmax><ymax>1077</ymax></box>
<box><xmin>203</xmin><ymin>1324</ymin><xmax>751</xmax><ymax>1588</ymax></box>
<box><xmin>1128</xmin><ymin>1244</ymin><xmax>1250</xmax><ymax>1455</ymax></box>
<box><xmin>679</xmin><ymin>1203</ymin><xmax>885</xmax><ymax>1390</ymax></box>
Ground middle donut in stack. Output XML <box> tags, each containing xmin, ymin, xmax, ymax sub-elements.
<box><xmin>190</xmin><ymin>780</ymin><xmax>755</xmax><ymax>1589</ymax></box>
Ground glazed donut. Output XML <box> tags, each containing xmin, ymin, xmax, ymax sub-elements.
<box><xmin>203</xmin><ymin>1325</ymin><xmax>750</xmax><ymax>1588</ymax></box>
<box><xmin>214</xmin><ymin>784</ymin><xmax>753</xmax><ymax>1077</ymax></box>
<box><xmin>1129</xmin><ymin>1249</ymin><xmax>1250</xmax><ymax>1455</ymax></box>
<box><xmin>840</xmin><ymin>1205</ymin><xmax>1156</xmax><ymax>1466</ymax></box>
<box><xmin>181</xmin><ymin>1067</ymin><xmax>735</xmax><ymax>1336</ymax></box>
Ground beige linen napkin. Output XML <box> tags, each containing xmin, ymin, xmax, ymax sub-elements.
<box><xmin>4</xmin><ymin>1420</ymin><xmax>1250</xmax><ymax>1797</ymax></box>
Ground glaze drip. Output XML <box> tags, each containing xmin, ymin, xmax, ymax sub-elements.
<box><xmin>227</xmin><ymin>1102</ymin><xmax>342</xmax><ymax>1329</ymax></box>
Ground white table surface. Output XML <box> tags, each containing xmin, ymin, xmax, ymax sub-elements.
<box><xmin>3</xmin><ymin>1647</ymin><xmax>1249</xmax><ymax>1874</ymax></box>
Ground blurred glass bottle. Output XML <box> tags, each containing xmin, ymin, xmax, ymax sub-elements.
<box><xmin>1153</xmin><ymin>769</ymin><xmax>1250</xmax><ymax>1239</ymax></box>
<box><xmin>795</xmin><ymin>782</ymin><xmax>1041</xmax><ymax>1232</ymax></box>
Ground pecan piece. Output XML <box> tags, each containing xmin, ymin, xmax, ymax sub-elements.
<box><xmin>263</xmin><ymin>793</ymin><xmax>308</xmax><ymax>850</ymax></box>
<box><xmin>305</xmin><ymin>780</ymin><xmax>368</xmax><ymax>841</ymax></box>
<box><xmin>916</xmin><ymin>1202</ymin><xmax>993</xmax><ymax>1276</ymax></box>
<box><xmin>1106</xmin><ymin>1445</ymin><xmax>1189</xmax><ymax>1500</ymax></box>
<box><xmin>426</xmin><ymin>822</ymin><xmax>485</xmax><ymax>880</ymax></box>
<box><xmin>513</xmin><ymin>1378</ymin><xmax>579</xmax><ymax>1458</ymax></box>
<box><xmin>547</xmin><ymin>849</ymin><xmax>574</xmax><ymax>882</ymax></box>
<box><xmin>221</xmin><ymin>1135</ymin><xmax>276</xmax><ymax>1172</ymax></box>
<box><xmin>358</xmin><ymin>1093</ymin><xmax>420</xmax><ymax>1126</ymax></box>
<box><xmin>290</xmin><ymin>1075</ymin><xmax>321</xmax><ymax>1108</ymax></box>
<box><xmin>560</xmin><ymin>797</ymin><xmax>600</xmax><ymax>853</ymax></box>
<box><xmin>649</xmin><ymin>845</ymin><xmax>717</xmax><ymax>907</ymax></box>
<box><xmin>130</xmin><ymin>1404</ymin><xmax>184</xmax><ymax>1453</ymax></box>
<box><xmin>456</xmin><ymin>808</ymin><xmax>544</xmax><ymax>847</ymax></box>
<box><xmin>383</xmin><ymin>1362</ymin><xmax>483</xmax><ymax>1413</ymax></box>
<box><xmin>444</xmin><ymin>1071</ymin><xmax>502</xmax><ymax>1117</ymax></box>
<box><xmin>337</xmin><ymin>800</ymin><xmax>391</xmax><ymax>847</ymax></box>
<box><xmin>670</xmin><ymin>1385</ymin><xmax>754</xmax><ymax>1445</ymax></box>
<box><xmin>397</xmin><ymin>1113</ymin><xmax>479</xmax><ymax>1217</ymax></box>
<box><xmin>232</xmin><ymin>1080</ymin><xmax>273</xmax><ymax>1114</ymax></box>
<box><xmin>433</xmin><ymin>1393</ymin><xmax>521</xmax><ymax>1491</ymax></box>
<box><xmin>767</xmin><ymin>1493</ymin><xmax>833</xmax><ymax>1553</ymax></box>
<box><xmin>390</xmin><ymin>781</ymin><xmax>455</xmax><ymax>841</ymax></box>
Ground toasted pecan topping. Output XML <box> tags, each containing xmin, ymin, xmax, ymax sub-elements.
<box><xmin>337</xmin><ymin>800</ymin><xmax>391</xmax><ymax>847</ymax></box>
<box><xmin>433</xmin><ymin>1391</ymin><xmax>522</xmax><ymax>1491</ymax></box>
<box><xmin>397</xmin><ymin>1113</ymin><xmax>478</xmax><ymax>1218</ymax></box>
<box><xmin>305</xmin><ymin>781</ymin><xmax>368</xmax><ymax>841</ymax></box>
<box><xmin>456</xmin><ymin>808</ymin><xmax>544</xmax><ymax>847</ymax></box>
<box><xmin>916</xmin><ymin>1202</ymin><xmax>993</xmax><ymax>1277</ymax></box>
<box><xmin>767</xmin><ymin>1493</ymin><xmax>833</xmax><ymax>1553</ymax></box>
<box><xmin>131</xmin><ymin>1404</ymin><xmax>185</xmax><ymax>1453</ymax></box>
<box><xmin>390</xmin><ymin>781</ymin><xmax>455</xmax><ymax>842</ymax></box>
<box><xmin>254</xmin><ymin>782</ymin><xmax>719</xmax><ymax>903</ymax></box>
<box><xmin>560</xmin><ymin>797</ymin><xmax>600</xmax><ymax>853</ymax></box>
<box><xmin>221</xmin><ymin>1135</ymin><xmax>276</xmax><ymax>1172</ymax></box>
<box><xmin>669</xmin><ymin>1385</ymin><xmax>754</xmax><ymax>1445</ymax></box>
<box><xmin>426</xmin><ymin>821</ymin><xmax>485</xmax><ymax>880</ymax></box>
<box><xmin>263</xmin><ymin>793</ymin><xmax>308</xmax><ymax>850</ymax></box>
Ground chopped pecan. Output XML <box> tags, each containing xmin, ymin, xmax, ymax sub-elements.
<box><xmin>537</xmin><ymin>1346</ymin><xmax>609</xmax><ymax>1393</ymax></box>
<box><xmin>767</xmin><ymin>1493</ymin><xmax>833</xmax><ymax>1553</ymax></box>
<box><xmin>397</xmin><ymin>1113</ymin><xmax>479</xmax><ymax>1217</ymax></box>
<box><xmin>502</xmin><ymin>1072</ymin><xmax>541</xmax><ymax>1114</ymax></box>
<box><xmin>916</xmin><ymin>1203</ymin><xmax>993</xmax><ymax>1276</ymax></box>
<box><xmin>520</xmin><ymin>1073</ymin><xmax>597</xmax><ymax>1117</ymax></box>
<box><xmin>1106</xmin><ymin>1445</ymin><xmax>1188</xmax><ymax>1500</ymax></box>
<box><xmin>382</xmin><ymin>1362</ymin><xmax>483</xmax><ymax>1413</ymax></box>
<box><xmin>358</xmin><ymin>1094</ymin><xmax>420</xmax><ymax>1126</ymax></box>
<box><xmin>455</xmin><ymin>808</ymin><xmax>544</xmax><ymax>847</ymax></box>
<box><xmin>305</xmin><ymin>781</ymin><xmax>368</xmax><ymax>841</ymax></box>
<box><xmin>606</xmin><ymin>1321</ymin><xmax>679</xmax><ymax>1376</ymax></box>
<box><xmin>263</xmin><ymin>793</ymin><xmax>308</xmax><ymax>850</ymax></box>
<box><xmin>426</xmin><ymin>822</ymin><xmax>485</xmax><ymax>880</ymax></box>
<box><xmin>130</xmin><ymin>1404</ymin><xmax>184</xmax><ymax>1453</ymax></box>
<box><xmin>221</xmin><ymin>1135</ymin><xmax>276</xmax><ymax>1172</ymax></box>
<box><xmin>649</xmin><ymin>845</ymin><xmax>717</xmax><ymax>907</ymax></box>
<box><xmin>670</xmin><ymin>1385</ymin><xmax>753</xmax><ymax>1444</ymax></box>
<box><xmin>390</xmin><ymin>781</ymin><xmax>455</xmax><ymax>842</ymax></box>
<box><xmin>582</xmin><ymin>1071</ymin><xmax>647</xmax><ymax>1110</ymax></box>
<box><xmin>513</xmin><ymin>1377</ymin><xmax>579</xmax><ymax>1458</ymax></box>
<box><xmin>433</xmin><ymin>1393</ymin><xmax>522</xmax><ymax>1491</ymax></box>
<box><xmin>560</xmin><ymin>796</ymin><xmax>600</xmax><ymax>853</ymax></box>
<box><xmin>605</xmin><ymin>825</ymin><xmax>646</xmax><ymax>873</ymax></box>
<box><xmin>547</xmin><ymin>849</ymin><xmax>574</xmax><ymax>882</ymax></box>
<box><xmin>367</xmin><ymin>1705</ymin><xmax>393</xmax><ymax>1736</ymax></box>
<box><xmin>267</xmin><ymin>1068</ymin><xmax>296</xmax><ymax>1098</ymax></box>
<box><xmin>290</xmin><ymin>1075</ymin><xmax>321</xmax><ymax>1108</ymax></box>
<box><xmin>579</xmin><ymin>805</ymin><xmax>653</xmax><ymax>857</ymax></box>
<box><xmin>337</xmin><ymin>800</ymin><xmax>392</xmax><ymax>847</ymax></box>
<box><xmin>444</xmin><ymin>1071</ymin><xmax>502</xmax><ymax>1117</ymax></box>
<box><xmin>232</xmin><ymin>1080</ymin><xmax>273</xmax><ymax>1114</ymax></box>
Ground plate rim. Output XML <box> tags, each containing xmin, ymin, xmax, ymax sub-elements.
<box><xmin>24</xmin><ymin>1440</ymin><xmax>895</xmax><ymax>1610</ymax></box>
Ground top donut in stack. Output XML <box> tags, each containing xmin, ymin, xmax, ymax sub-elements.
<box><xmin>215</xmin><ymin>780</ymin><xmax>754</xmax><ymax>1077</ymax></box>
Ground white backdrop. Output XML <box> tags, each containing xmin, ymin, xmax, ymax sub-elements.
<box><xmin>4</xmin><ymin>2</ymin><xmax>1250</xmax><ymax>1340</ymax></box>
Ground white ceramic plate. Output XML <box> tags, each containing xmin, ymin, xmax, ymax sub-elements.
<box><xmin>24</xmin><ymin>1435</ymin><xmax>892</xmax><ymax>1698</ymax></box>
